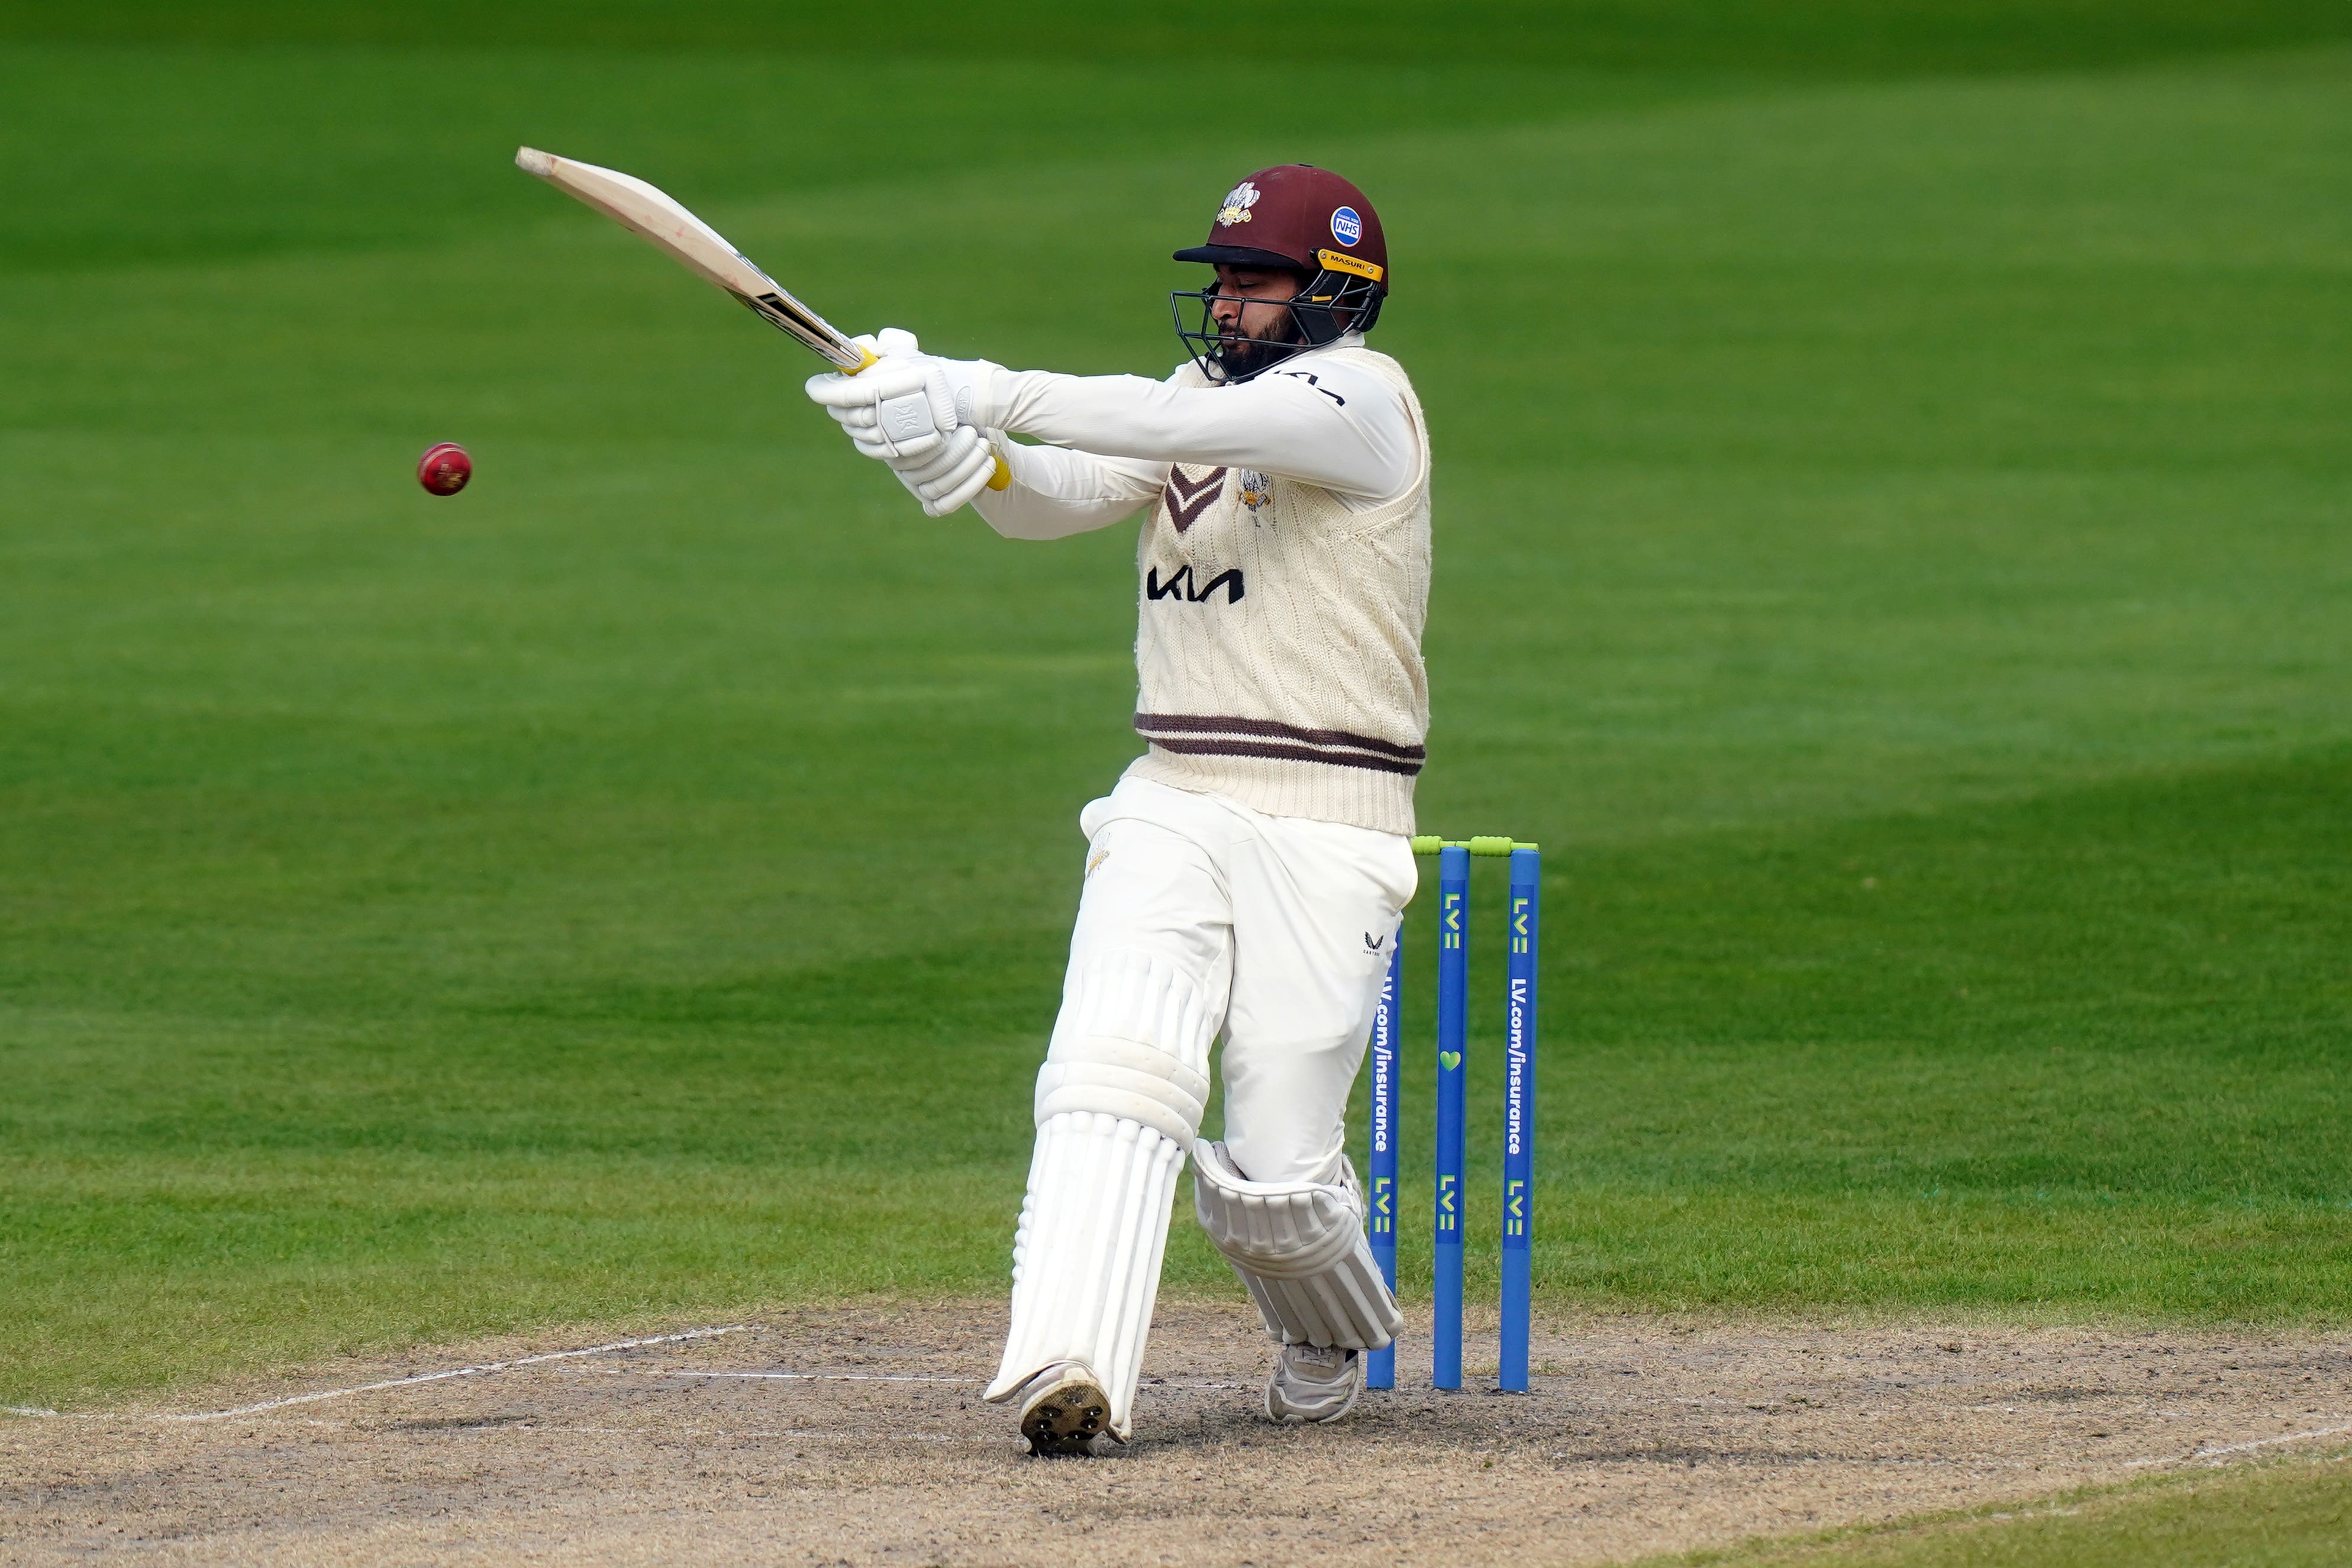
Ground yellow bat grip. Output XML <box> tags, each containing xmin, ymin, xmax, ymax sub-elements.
<box><xmin>848</xmin><ymin>343</ymin><xmax>1010</xmax><ymax>491</ymax></box>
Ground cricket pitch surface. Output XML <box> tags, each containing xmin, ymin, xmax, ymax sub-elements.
<box><xmin>8</xmin><ymin>1303</ymin><xmax>2348</xmax><ymax>1566</ymax></box>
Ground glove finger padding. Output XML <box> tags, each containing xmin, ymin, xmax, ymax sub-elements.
<box><xmin>886</xmin><ymin>460</ymin><xmax>972</xmax><ymax>518</ymax></box>
<box><xmin>804</xmin><ymin>357</ymin><xmax>925</xmax><ymax>409</ymax></box>
<box><xmin>930</xmin><ymin>467</ymin><xmax>997</xmax><ymax>517</ymax></box>
<box><xmin>883</xmin><ymin>433</ymin><xmax>994</xmax><ymax>517</ymax></box>
<box><xmin>919</xmin><ymin>440</ymin><xmax>992</xmax><ymax>499</ymax></box>
<box><xmin>828</xmin><ymin>404</ymin><xmax>901</xmax><ymax>460</ymax></box>
<box><xmin>826</xmin><ymin>404</ymin><xmax>932</xmax><ymax>465</ymax></box>
<box><xmin>918</xmin><ymin>438</ymin><xmax>1001</xmax><ymax>515</ymax></box>
<box><xmin>893</xmin><ymin>428</ymin><xmax>979</xmax><ymax>487</ymax></box>
<box><xmin>851</xmin><ymin>404</ymin><xmax>969</xmax><ymax>462</ymax></box>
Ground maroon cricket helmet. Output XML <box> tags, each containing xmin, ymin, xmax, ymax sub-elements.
<box><xmin>1170</xmin><ymin>164</ymin><xmax>1390</xmax><ymax>379</ymax></box>
<box><xmin>1173</xmin><ymin>163</ymin><xmax>1390</xmax><ymax>294</ymax></box>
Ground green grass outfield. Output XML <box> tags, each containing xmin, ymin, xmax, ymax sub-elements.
<box><xmin>1661</xmin><ymin>1450</ymin><xmax>2352</xmax><ymax>1566</ymax></box>
<box><xmin>2</xmin><ymin>4</ymin><xmax>2349</xmax><ymax>1411</ymax></box>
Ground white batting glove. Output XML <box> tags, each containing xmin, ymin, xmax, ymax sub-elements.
<box><xmin>842</xmin><ymin>327</ymin><xmax>998</xmax><ymax>429</ymax></box>
<box><xmin>885</xmin><ymin>425</ymin><xmax>1003</xmax><ymax>517</ymax></box>
<box><xmin>806</xmin><ymin>329</ymin><xmax>1004</xmax><ymax>517</ymax></box>
<box><xmin>806</xmin><ymin>333</ymin><xmax>960</xmax><ymax>464</ymax></box>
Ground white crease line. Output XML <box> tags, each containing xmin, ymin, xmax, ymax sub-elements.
<box><xmin>8</xmin><ymin>1355</ymin><xmax>1241</xmax><ymax>1424</ymax></box>
<box><xmin>2125</xmin><ymin>1419</ymin><xmax>2352</xmax><ymax>1468</ymax></box>
<box><xmin>627</xmin><ymin>1371</ymin><xmax>984</xmax><ymax>1385</ymax></box>
<box><xmin>2186</xmin><ymin>1421</ymin><xmax>2352</xmax><ymax>1461</ymax></box>
<box><xmin>316</xmin><ymin>1421</ymin><xmax>992</xmax><ymax>1443</ymax></box>
<box><xmin>613</xmin><ymin>1370</ymin><xmax>1249</xmax><ymax>1390</ymax></box>
<box><xmin>140</xmin><ymin>1327</ymin><xmax>753</xmax><ymax>1422</ymax></box>
<box><xmin>482</xmin><ymin>1425</ymin><xmax>985</xmax><ymax>1441</ymax></box>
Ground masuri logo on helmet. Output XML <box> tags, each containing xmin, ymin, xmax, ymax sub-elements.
<box><xmin>1171</xmin><ymin>164</ymin><xmax>1390</xmax><ymax>385</ymax></box>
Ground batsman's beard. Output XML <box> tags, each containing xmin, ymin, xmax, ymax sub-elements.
<box><xmin>1209</xmin><ymin>305</ymin><xmax>1307</xmax><ymax>383</ymax></box>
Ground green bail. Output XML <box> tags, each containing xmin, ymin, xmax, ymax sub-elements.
<box><xmin>1409</xmin><ymin>835</ymin><xmax>1541</xmax><ymax>855</ymax></box>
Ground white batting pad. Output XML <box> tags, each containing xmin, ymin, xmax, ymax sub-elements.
<box><xmin>1034</xmin><ymin>950</ymin><xmax>1216</xmax><ymax>1146</ymax></box>
<box><xmin>985</xmin><ymin>1111</ymin><xmax>1185</xmax><ymax>1438</ymax></box>
<box><xmin>987</xmin><ymin>951</ymin><xmax>1221</xmax><ymax>1438</ymax></box>
<box><xmin>1192</xmin><ymin>1140</ymin><xmax>1402</xmax><ymax>1350</ymax></box>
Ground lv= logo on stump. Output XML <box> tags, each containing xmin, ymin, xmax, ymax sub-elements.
<box><xmin>1367</xmin><ymin>836</ymin><xmax>1541</xmax><ymax>1393</ymax></box>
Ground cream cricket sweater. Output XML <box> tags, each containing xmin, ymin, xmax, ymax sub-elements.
<box><xmin>967</xmin><ymin>339</ymin><xmax>1433</xmax><ymax>835</ymax></box>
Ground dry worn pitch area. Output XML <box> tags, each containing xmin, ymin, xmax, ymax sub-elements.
<box><xmin>8</xmin><ymin>1304</ymin><xmax>2350</xmax><ymax>1566</ymax></box>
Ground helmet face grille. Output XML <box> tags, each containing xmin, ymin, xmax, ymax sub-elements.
<box><xmin>1169</xmin><ymin>270</ymin><xmax>1386</xmax><ymax>385</ymax></box>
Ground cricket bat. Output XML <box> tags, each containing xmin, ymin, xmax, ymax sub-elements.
<box><xmin>516</xmin><ymin>146</ymin><xmax>1008</xmax><ymax>488</ymax></box>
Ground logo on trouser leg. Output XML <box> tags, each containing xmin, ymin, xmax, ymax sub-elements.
<box><xmin>1363</xmin><ymin>931</ymin><xmax>1386</xmax><ymax>953</ymax></box>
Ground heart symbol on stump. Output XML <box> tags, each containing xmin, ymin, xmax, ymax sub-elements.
<box><xmin>1440</xmin><ymin>1051</ymin><xmax>1462</xmax><ymax>1071</ymax></box>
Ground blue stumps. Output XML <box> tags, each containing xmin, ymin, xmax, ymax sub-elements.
<box><xmin>1499</xmin><ymin>847</ymin><xmax>1541</xmax><ymax>1392</ymax></box>
<box><xmin>1432</xmin><ymin>844</ymin><xmax>1470</xmax><ymax>1391</ymax></box>
<box><xmin>1365</xmin><ymin>922</ymin><xmax>1403</xmax><ymax>1391</ymax></box>
<box><xmin>1387</xmin><ymin>833</ymin><xmax>1543</xmax><ymax>1394</ymax></box>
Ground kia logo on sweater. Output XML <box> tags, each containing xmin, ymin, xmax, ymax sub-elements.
<box><xmin>1146</xmin><ymin>566</ymin><xmax>1246</xmax><ymax>604</ymax></box>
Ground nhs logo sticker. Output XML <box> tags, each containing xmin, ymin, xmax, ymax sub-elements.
<box><xmin>1330</xmin><ymin>205</ymin><xmax>1363</xmax><ymax>246</ymax></box>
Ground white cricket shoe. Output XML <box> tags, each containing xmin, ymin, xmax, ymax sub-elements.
<box><xmin>1264</xmin><ymin>1343</ymin><xmax>1363</xmax><ymax>1424</ymax></box>
<box><xmin>1014</xmin><ymin>1362</ymin><xmax>1119</xmax><ymax>1456</ymax></box>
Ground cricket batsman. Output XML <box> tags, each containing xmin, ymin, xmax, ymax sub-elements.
<box><xmin>806</xmin><ymin>165</ymin><xmax>1428</xmax><ymax>1454</ymax></box>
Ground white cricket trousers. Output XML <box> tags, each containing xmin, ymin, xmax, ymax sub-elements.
<box><xmin>985</xmin><ymin>776</ymin><xmax>1417</xmax><ymax>1433</ymax></box>
<box><xmin>1071</xmin><ymin>775</ymin><xmax>1418</xmax><ymax>1184</ymax></box>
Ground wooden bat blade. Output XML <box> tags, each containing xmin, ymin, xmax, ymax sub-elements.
<box><xmin>516</xmin><ymin>146</ymin><xmax>869</xmax><ymax>370</ymax></box>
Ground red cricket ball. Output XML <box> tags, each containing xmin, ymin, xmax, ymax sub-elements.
<box><xmin>417</xmin><ymin>441</ymin><xmax>472</xmax><ymax>496</ymax></box>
